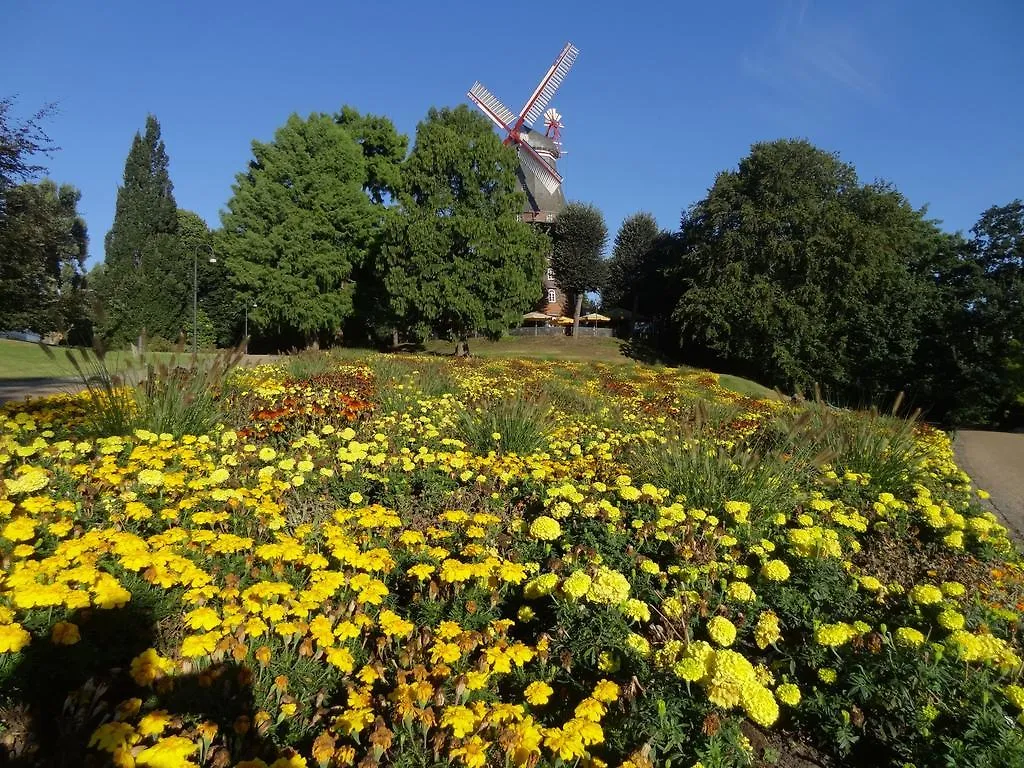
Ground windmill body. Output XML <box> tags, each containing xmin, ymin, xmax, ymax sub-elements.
<box><xmin>467</xmin><ymin>42</ymin><xmax>578</xmax><ymax>317</ymax></box>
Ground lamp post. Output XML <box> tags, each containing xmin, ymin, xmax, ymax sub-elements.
<box><xmin>244</xmin><ymin>301</ymin><xmax>257</xmax><ymax>346</ymax></box>
<box><xmin>193</xmin><ymin>243</ymin><xmax>216</xmax><ymax>355</ymax></box>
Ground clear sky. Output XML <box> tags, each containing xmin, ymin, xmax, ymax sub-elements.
<box><xmin>4</xmin><ymin>0</ymin><xmax>1023</xmax><ymax>268</ymax></box>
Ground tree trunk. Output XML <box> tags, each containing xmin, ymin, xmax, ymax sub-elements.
<box><xmin>454</xmin><ymin>338</ymin><xmax>466</xmax><ymax>357</ymax></box>
<box><xmin>572</xmin><ymin>293</ymin><xmax>584</xmax><ymax>339</ymax></box>
<box><xmin>392</xmin><ymin>328</ymin><xmax>399</xmax><ymax>349</ymax></box>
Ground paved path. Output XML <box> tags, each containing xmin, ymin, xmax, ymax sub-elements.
<box><xmin>0</xmin><ymin>378</ymin><xmax>83</xmax><ymax>404</ymax></box>
<box><xmin>954</xmin><ymin>430</ymin><xmax>1024</xmax><ymax>543</ymax></box>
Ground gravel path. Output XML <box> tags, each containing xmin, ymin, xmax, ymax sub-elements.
<box><xmin>0</xmin><ymin>378</ymin><xmax>83</xmax><ymax>404</ymax></box>
<box><xmin>954</xmin><ymin>430</ymin><xmax>1024</xmax><ymax>543</ymax></box>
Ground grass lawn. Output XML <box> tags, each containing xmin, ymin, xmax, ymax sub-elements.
<box><xmin>0</xmin><ymin>340</ymin><xmax>216</xmax><ymax>381</ymax></box>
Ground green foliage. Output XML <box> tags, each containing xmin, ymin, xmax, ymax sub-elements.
<box><xmin>220</xmin><ymin>113</ymin><xmax>375</xmax><ymax>348</ymax></box>
<box><xmin>0</xmin><ymin>179</ymin><xmax>88</xmax><ymax>337</ymax></box>
<box><xmin>178</xmin><ymin>210</ymin><xmax>236</xmax><ymax>347</ymax></box>
<box><xmin>605</xmin><ymin>211</ymin><xmax>659</xmax><ymax>313</ymax></box>
<box><xmin>336</xmin><ymin>106</ymin><xmax>409</xmax><ymax>345</ymax></box>
<box><xmin>284</xmin><ymin>350</ymin><xmax>336</xmax><ymax>381</ymax></box>
<box><xmin>551</xmin><ymin>201</ymin><xmax>608</xmax><ymax>330</ymax></box>
<box><xmin>673</xmin><ymin>139</ymin><xmax>942</xmax><ymax>403</ymax></box>
<box><xmin>382</xmin><ymin>106</ymin><xmax>545</xmax><ymax>353</ymax></box>
<box><xmin>457</xmin><ymin>397</ymin><xmax>551</xmax><ymax>455</ymax></box>
<box><xmin>913</xmin><ymin>200</ymin><xmax>1024</xmax><ymax>426</ymax></box>
<box><xmin>56</xmin><ymin>342</ymin><xmax>243</xmax><ymax>437</ymax></box>
<box><xmin>0</xmin><ymin>97</ymin><xmax>57</xmax><ymax>206</ymax></box>
<box><xmin>95</xmin><ymin>115</ymin><xmax>185</xmax><ymax>346</ymax></box>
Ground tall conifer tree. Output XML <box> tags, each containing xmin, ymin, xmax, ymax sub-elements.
<box><xmin>97</xmin><ymin>115</ymin><xmax>184</xmax><ymax>345</ymax></box>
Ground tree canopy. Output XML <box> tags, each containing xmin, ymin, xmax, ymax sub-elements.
<box><xmin>0</xmin><ymin>180</ymin><xmax>88</xmax><ymax>337</ymax></box>
<box><xmin>551</xmin><ymin>201</ymin><xmax>608</xmax><ymax>334</ymax></box>
<box><xmin>672</xmin><ymin>139</ymin><xmax>944</xmax><ymax>401</ymax></box>
<box><xmin>382</xmin><ymin>106</ymin><xmax>545</xmax><ymax>355</ymax></box>
<box><xmin>0</xmin><ymin>97</ymin><xmax>58</xmax><ymax>210</ymax></box>
<box><xmin>220</xmin><ymin>113</ymin><xmax>375</xmax><ymax>348</ymax></box>
<box><xmin>95</xmin><ymin>115</ymin><xmax>184</xmax><ymax>346</ymax></box>
<box><xmin>605</xmin><ymin>211</ymin><xmax>660</xmax><ymax>315</ymax></box>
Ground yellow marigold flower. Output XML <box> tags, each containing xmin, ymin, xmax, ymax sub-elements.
<box><xmin>51</xmin><ymin>621</ymin><xmax>81</xmax><ymax>645</ymax></box>
<box><xmin>1006</xmin><ymin>684</ymin><xmax>1024</xmax><ymax>711</ymax></box>
<box><xmin>742</xmin><ymin>684</ymin><xmax>779</xmax><ymax>727</ymax></box>
<box><xmin>258</xmin><ymin>447</ymin><xmax>277</xmax><ymax>462</ymax></box>
<box><xmin>525</xmin><ymin>573</ymin><xmax>559</xmax><ymax>599</ymax></box>
<box><xmin>592</xmin><ymin>679</ymin><xmax>620</xmax><ymax>703</ymax></box>
<box><xmin>625</xmin><ymin>633</ymin><xmax>650</xmax><ymax>656</ymax></box>
<box><xmin>326</xmin><ymin>647</ymin><xmax>355</xmax><ymax>672</ymax></box>
<box><xmin>524</xmin><ymin>681</ymin><xmax>553</xmax><ymax>705</ymax></box>
<box><xmin>180</xmin><ymin>631</ymin><xmax>220</xmax><ymax>657</ymax></box>
<box><xmin>0</xmin><ymin>623</ymin><xmax>31</xmax><ymax>653</ymax></box>
<box><xmin>377</xmin><ymin>609</ymin><xmax>414</xmax><ymax>638</ymax></box>
<box><xmin>136</xmin><ymin>469</ymin><xmax>165</xmax><ymax>487</ymax></box>
<box><xmin>518</xmin><ymin>606</ymin><xmax>536</xmax><ymax>622</ymax></box>
<box><xmin>817</xmin><ymin>668</ymin><xmax>837</xmax><ymax>684</ymax></box>
<box><xmin>138</xmin><ymin>710</ymin><xmax>173</xmax><ymax>737</ymax></box>
<box><xmin>755</xmin><ymin>610</ymin><xmax>782</xmax><ymax>649</ymax></box>
<box><xmin>135</xmin><ymin>735</ymin><xmax>198</xmax><ymax>768</ymax></box>
<box><xmin>941</xmin><ymin>581</ymin><xmax>966</xmax><ymax>598</ymax></box>
<box><xmin>707</xmin><ymin>616</ymin><xmax>737</xmax><ymax>647</ymax></box>
<box><xmin>544</xmin><ymin>726</ymin><xmax>587</xmax><ymax>761</ymax></box>
<box><xmin>815</xmin><ymin>622</ymin><xmax>857</xmax><ymax>648</ymax></box>
<box><xmin>528</xmin><ymin>515</ymin><xmax>562</xmax><ymax>541</ymax></box>
<box><xmin>89</xmin><ymin>721</ymin><xmax>137</xmax><ymax>753</ymax></box>
<box><xmin>587</xmin><ymin>567</ymin><xmax>630</xmax><ymax>605</ymax></box>
<box><xmin>776</xmin><ymin>682</ymin><xmax>801</xmax><ymax>707</ymax></box>
<box><xmin>622</xmin><ymin>598</ymin><xmax>651</xmax><ymax>623</ymax></box>
<box><xmin>909</xmin><ymin>584</ymin><xmax>944</xmax><ymax>605</ymax></box>
<box><xmin>858</xmin><ymin>575</ymin><xmax>883</xmax><ymax>592</ymax></box>
<box><xmin>896</xmin><ymin>627</ymin><xmax>926</xmax><ymax>647</ymax></box>
<box><xmin>562</xmin><ymin>571</ymin><xmax>592</xmax><ymax>600</ymax></box>
<box><xmin>574</xmin><ymin>697</ymin><xmax>606</xmax><ymax>721</ymax></box>
<box><xmin>441</xmin><ymin>705</ymin><xmax>478</xmax><ymax>738</ymax></box>
<box><xmin>761</xmin><ymin>559</ymin><xmax>790</xmax><ymax>582</ymax></box>
<box><xmin>938</xmin><ymin>609</ymin><xmax>965</xmax><ymax>631</ymax></box>
<box><xmin>727</xmin><ymin>581</ymin><xmax>756</xmax><ymax>602</ymax></box>
<box><xmin>130</xmin><ymin>648</ymin><xmax>173</xmax><ymax>686</ymax></box>
<box><xmin>451</xmin><ymin>735</ymin><xmax>490</xmax><ymax>768</ymax></box>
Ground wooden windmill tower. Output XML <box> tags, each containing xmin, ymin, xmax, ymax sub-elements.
<box><xmin>467</xmin><ymin>42</ymin><xmax>579</xmax><ymax>316</ymax></box>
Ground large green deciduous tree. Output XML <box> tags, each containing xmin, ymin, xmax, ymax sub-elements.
<box><xmin>673</xmin><ymin>139</ymin><xmax>942</xmax><ymax>401</ymax></box>
<box><xmin>551</xmin><ymin>201</ymin><xmax>608</xmax><ymax>336</ymax></box>
<box><xmin>382</xmin><ymin>105</ymin><xmax>545</xmax><ymax>355</ymax></box>
<box><xmin>916</xmin><ymin>200</ymin><xmax>1024</xmax><ymax>425</ymax></box>
<box><xmin>0</xmin><ymin>97</ymin><xmax>58</xmax><ymax>211</ymax></box>
<box><xmin>0</xmin><ymin>180</ymin><xmax>88</xmax><ymax>337</ymax></box>
<box><xmin>96</xmin><ymin>115</ymin><xmax>185</xmax><ymax>346</ymax></box>
<box><xmin>220</xmin><ymin>113</ymin><xmax>374</xmax><ymax>349</ymax></box>
<box><xmin>336</xmin><ymin>106</ymin><xmax>408</xmax><ymax>345</ymax></box>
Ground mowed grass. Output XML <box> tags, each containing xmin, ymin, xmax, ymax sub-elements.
<box><xmin>424</xmin><ymin>334</ymin><xmax>637</xmax><ymax>362</ymax></box>
<box><xmin>0</xmin><ymin>340</ymin><xmax>215</xmax><ymax>381</ymax></box>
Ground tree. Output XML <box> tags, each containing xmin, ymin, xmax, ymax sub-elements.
<box><xmin>177</xmin><ymin>210</ymin><xmax>235</xmax><ymax>347</ymax></box>
<box><xmin>96</xmin><ymin>115</ymin><xmax>185</xmax><ymax>346</ymax></box>
<box><xmin>0</xmin><ymin>180</ymin><xmax>88</xmax><ymax>337</ymax></box>
<box><xmin>0</xmin><ymin>97</ymin><xmax>58</xmax><ymax>209</ymax></box>
<box><xmin>382</xmin><ymin>105</ymin><xmax>545</xmax><ymax>355</ymax></box>
<box><xmin>606</xmin><ymin>212</ymin><xmax>661</xmax><ymax>333</ymax></box>
<box><xmin>220</xmin><ymin>113</ymin><xmax>374</xmax><ymax>349</ymax></box>
<box><xmin>336</xmin><ymin>107</ymin><xmax>408</xmax><ymax>345</ymax></box>
<box><xmin>551</xmin><ymin>202</ymin><xmax>608</xmax><ymax>336</ymax></box>
<box><xmin>672</xmin><ymin>139</ymin><xmax>942</xmax><ymax>401</ymax></box>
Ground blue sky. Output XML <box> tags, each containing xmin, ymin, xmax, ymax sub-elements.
<box><xmin>5</xmin><ymin>0</ymin><xmax>1023</xmax><ymax>268</ymax></box>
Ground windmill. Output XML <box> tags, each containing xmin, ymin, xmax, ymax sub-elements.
<box><xmin>467</xmin><ymin>41</ymin><xmax>579</xmax><ymax>226</ymax></box>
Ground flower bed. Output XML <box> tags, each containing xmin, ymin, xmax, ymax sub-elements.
<box><xmin>1</xmin><ymin>356</ymin><xmax>1022</xmax><ymax>768</ymax></box>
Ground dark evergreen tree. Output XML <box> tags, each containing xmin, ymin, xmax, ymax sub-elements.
<box><xmin>382</xmin><ymin>106</ymin><xmax>545</xmax><ymax>355</ymax></box>
<box><xmin>220</xmin><ymin>113</ymin><xmax>374</xmax><ymax>349</ymax></box>
<box><xmin>96</xmin><ymin>115</ymin><xmax>184</xmax><ymax>346</ymax></box>
<box><xmin>551</xmin><ymin>201</ymin><xmax>608</xmax><ymax>336</ymax></box>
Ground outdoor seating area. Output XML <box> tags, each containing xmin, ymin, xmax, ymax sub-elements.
<box><xmin>514</xmin><ymin>311</ymin><xmax>613</xmax><ymax>336</ymax></box>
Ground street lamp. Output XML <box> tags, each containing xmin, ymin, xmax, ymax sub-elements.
<box><xmin>244</xmin><ymin>301</ymin><xmax>257</xmax><ymax>346</ymax></box>
<box><xmin>193</xmin><ymin>243</ymin><xmax>216</xmax><ymax>355</ymax></box>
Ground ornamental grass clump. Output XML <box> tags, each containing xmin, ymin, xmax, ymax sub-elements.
<box><xmin>458</xmin><ymin>396</ymin><xmax>550</xmax><ymax>455</ymax></box>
